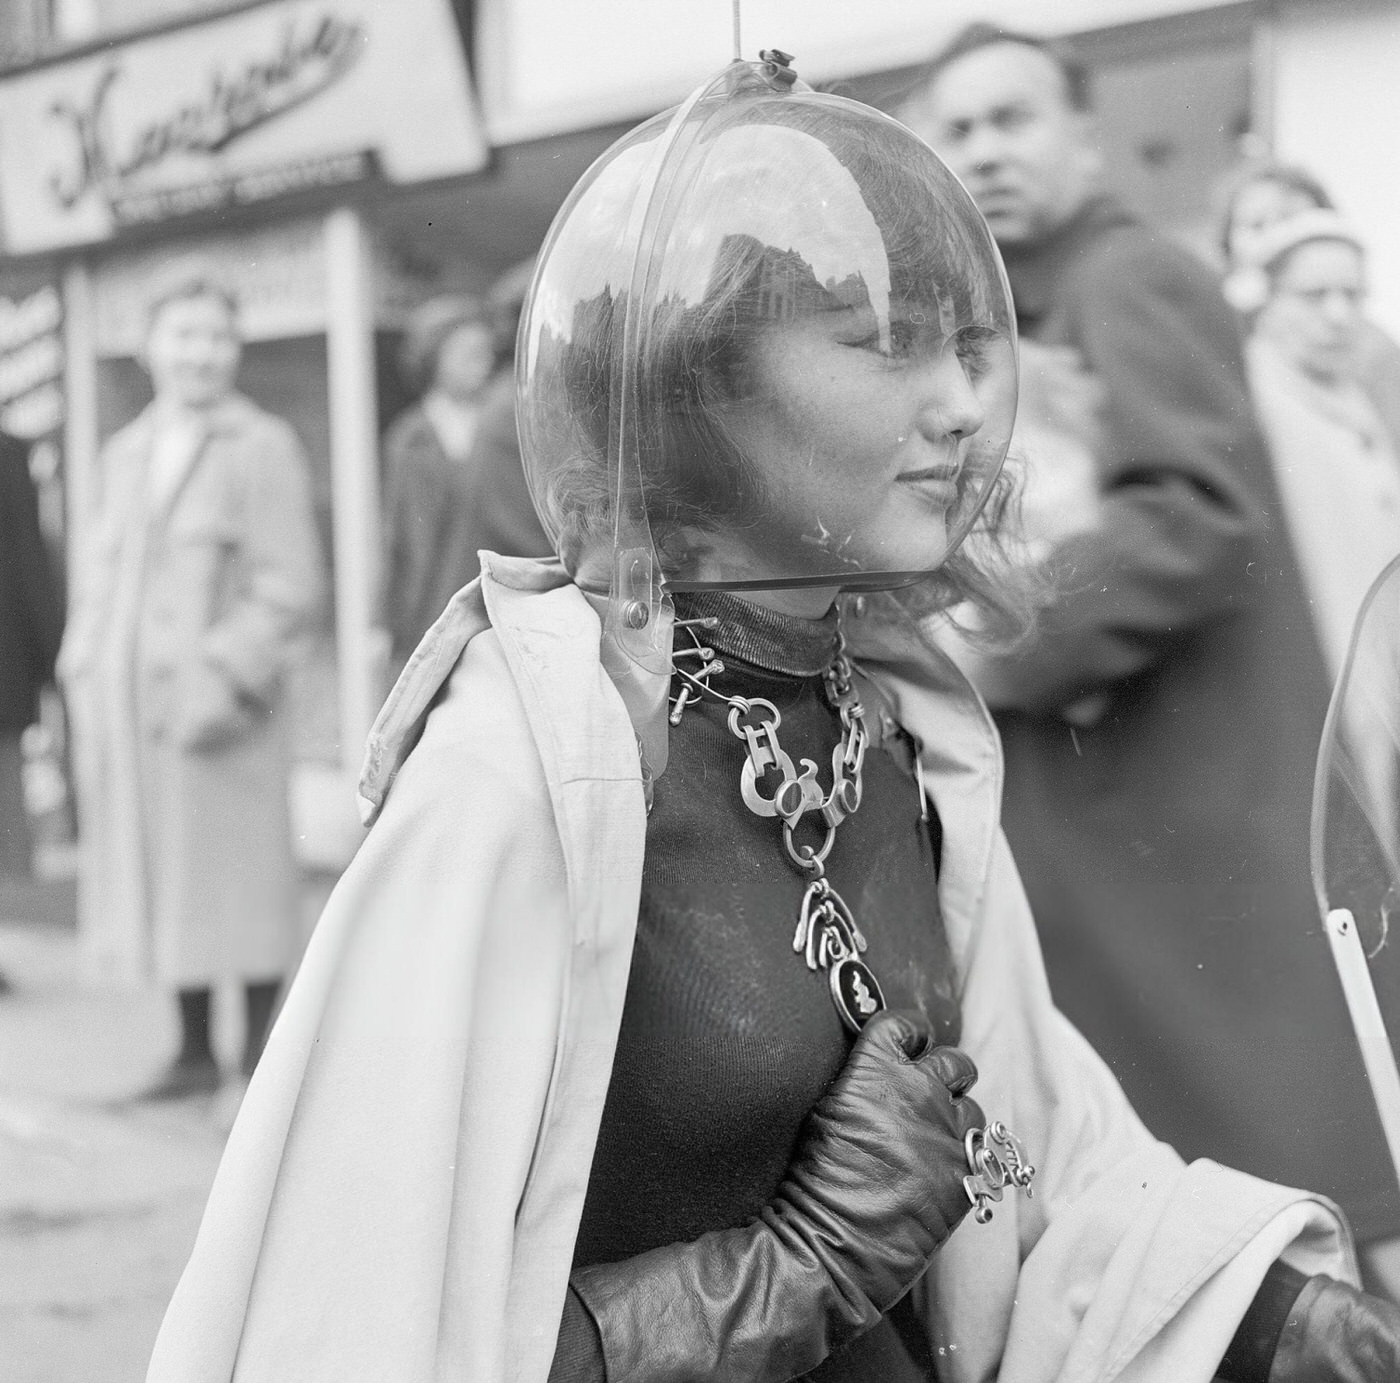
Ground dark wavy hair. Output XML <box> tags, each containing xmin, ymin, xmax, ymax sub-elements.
<box><xmin>142</xmin><ymin>261</ymin><xmax>239</xmax><ymax>338</ymax></box>
<box><xmin>916</xmin><ymin>22</ymin><xmax>1094</xmax><ymax>113</ymax></box>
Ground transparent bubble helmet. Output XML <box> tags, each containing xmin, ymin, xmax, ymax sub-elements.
<box><xmin>517</xmin><ymin>58</ymin><xmax>1018</xmax><ymax>644</ymax></box>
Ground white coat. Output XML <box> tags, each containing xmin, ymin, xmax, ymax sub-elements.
<box><xmin>60</xmin><ymin>394</ymin><xmax>323</xmax><ymax>987</ymax></box>
<box><xmin>149</xmin><ymin>553</ymin><xmax>1353</xmax><ymax>1383</ymax></box>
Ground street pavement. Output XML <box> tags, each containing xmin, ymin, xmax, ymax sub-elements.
<box><xmin>0</xmin><ymin>873</ymin><xmax>332</xmax><ymax>1383</ymax></box>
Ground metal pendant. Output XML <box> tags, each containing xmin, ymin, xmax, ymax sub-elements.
<box><xmin>962</xmin><ymin>1121</ymin><xmax>1038</xmax><ymax>1224</ymax></box>
<box><xmin>794</xmin><ymin>877</ymin><xmax>886</xmax><ymax>1033</ymax></box>
<box><xmin>829</xmin><ymin>956</ymin><xmax>886</xmax><ymax>1033</ymax></box>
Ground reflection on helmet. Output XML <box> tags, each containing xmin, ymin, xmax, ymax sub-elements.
<box><xmin>518</xmin><ymin>59</ymin><xmax>1018</xmax><ymax>607</ymax></box>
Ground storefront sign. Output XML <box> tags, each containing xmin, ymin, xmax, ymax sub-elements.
<box><xmin>0</xmin><ymin>285</ymin><xmax>64</xmax><ymax>438</ymax></box>
<box><xmin>0</xmin><ymin>0</ymin><xmax>487</xmax><ymax>254</ymax></box>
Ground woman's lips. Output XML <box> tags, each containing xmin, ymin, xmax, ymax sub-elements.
<box><xmin>897</xmin><ymin>467</ymin><xmax>959</xmax><ymax>504</ymax></box>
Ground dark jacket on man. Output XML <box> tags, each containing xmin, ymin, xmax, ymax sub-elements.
<box><xmin>990</xmin><ymin>196</ymin><xmax>1400</xmax><ymax>1238</ymax></box>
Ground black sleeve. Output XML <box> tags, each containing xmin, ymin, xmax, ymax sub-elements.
<box><xmin>547</xmin><ymin>1285</ymin><xmax>605</xmax><ymax>1383</ymax></box>
<box><xmin>1216</xmin><ymin>1260</ymin><xmax>1311</xmax><ymax>1383</ymax></box>
<box><xmin>993</xmin><ymin>238</ymin><xmax>1275</xmax><ymax>711</ymax></box>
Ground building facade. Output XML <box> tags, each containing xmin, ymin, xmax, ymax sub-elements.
<box><xmin>0</xmin><ymin>0</ymin><xmax>1394</xmax><ymax>863</ymax></box>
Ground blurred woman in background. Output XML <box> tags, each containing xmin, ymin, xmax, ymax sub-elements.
<box><xmin>1240</xmin><ymin>212</ymin><xmax>1400</xmax><ymax>681</ymax></box>
<box><xmin>378</xmin><ymin>293</ymin><xmax>549</xmax><ymax>678</ymax></box>
<box><xmin>1220</xmin><ymin>161</ymin><xmax>1400</xmax><ymax>454</ymax></box>
<box><xmin>59</xmin><ymin>267</ymin><xmax>323</xmax><ymax>1100</ymax></box>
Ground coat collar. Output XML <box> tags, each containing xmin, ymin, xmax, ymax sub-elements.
<box><xmin>841</xmin><ymin>598</ymin><xmax>1005</xmax><ymax>973</ymax></box>
<box><xmin>122</xmin><ymin>390</ymin><xmax>261</xmax><ymax>448</ymax></box>
<box><xmin>117</xmin><ymin>392</ymin><xmax>263</xmax><ymax>525</ymax></box>
<box><xmin>358</xmin><ymin>555</ymin><xmax>577</xmax><ymax>823</ymax></box>
<box><xmin>359</xmin><ymin>557</ymin><xmax>1006</xmax><ymax>979</ymax></box>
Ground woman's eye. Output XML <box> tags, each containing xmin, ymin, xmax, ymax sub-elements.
<box><xmin>845</xmin><ymin>318</ymin><xmax>926</xmax><ymax>359</ymax></box>
<box><xmin>887</xmin><ymin>321</ymin><xmax>922</xmax><ymax>356</ymax></box>
<box><xmin>954</xmin><ymin>325</ymin><xmax>1000</xmax><ymax>381</ymax></box>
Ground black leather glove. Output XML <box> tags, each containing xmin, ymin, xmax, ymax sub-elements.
<box><xmin>567</xmin><ymin>1010</ymin><xmax>985</xmax><ymax>1383</ymax></box>
<box><xmin>1269</xmin><ymin>1274</ymin><xmax>1400</xmax><ymax>1382</ymax></box>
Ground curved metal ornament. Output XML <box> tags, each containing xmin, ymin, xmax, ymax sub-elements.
<box><xmin>795</xmin><ymin>879</ymin><xmax>867</xmax><ymax>968</ymax></box>
<box><xmin>794</xmin><ymin>879</ymin><xmax>885</xmax><ymax>1032</ymax></box>
<box><xmin>963</xmin><ymin>1121</ymin><xmax>1037</xmax><ymax>1224</ymax></box>
<box><xmin>722</xmin><ymin>649</ymin><xmax>891</xmax><ymax>1037</ymax></box>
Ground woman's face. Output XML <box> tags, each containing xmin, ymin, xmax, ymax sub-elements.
<box><xmin>433</xmin><ymin>321</ymin><xmax>496</xmax><ymax>402</ymax></box>
<box><xmin>716</xmin><ymin>300</ymin><xmax>997</xmax><ymax>583</ymax></box>
<box><xmin>1259</xmin><ymin>239</ymin><xmax>1366</xmax><ymax>384</ymax></box>
<box><xmin>1227</xmin><ymin>178</ymin><xmax>1318</xmax><ymax>266</ymax></box>
<box><xmin>145</xmin><ymin>293</ymin><xmax>241</xmax><ymax>408</ymax></box>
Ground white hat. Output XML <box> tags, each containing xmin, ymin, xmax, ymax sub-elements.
<box><xmin>1224</xmin><ymin>209</ymin><xmax>1364</xmax><ymax>313</ymax></box>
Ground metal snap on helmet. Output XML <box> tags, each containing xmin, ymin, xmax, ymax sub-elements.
<box><xmin>518</xmin><ymin>52</ymin><xmax>1018</xmax><ymax>679</ymax></box>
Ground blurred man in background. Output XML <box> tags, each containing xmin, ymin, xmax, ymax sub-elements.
<box><xmin>905</xmin><ymin>23</ymin><xmax>1400</xmax><ymax>1290</ymax></box>
<box><xmin>60</xmin><ymin>268</ymin><xmax>323</xmax><ymax>1099</ymax></box>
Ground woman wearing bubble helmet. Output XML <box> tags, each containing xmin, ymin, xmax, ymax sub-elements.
<box><xmin>150</xmin><ymin>53</ymin><xmax>1399</xmax><ymax>1383</ymax></box>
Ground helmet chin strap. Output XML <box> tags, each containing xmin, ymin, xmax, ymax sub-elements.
<box><xmin>595</xmin><ymin>548</ymin><xmax>676</xmax><ymax>802</ymax></box>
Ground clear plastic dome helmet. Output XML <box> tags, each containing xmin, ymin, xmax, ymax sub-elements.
<box><xmin>518</xmin><ymin>54</ymin><xmax>1018</xmax><ymax>761</ymax></box>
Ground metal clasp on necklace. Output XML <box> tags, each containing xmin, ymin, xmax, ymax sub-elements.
<box><xmin>731</xmin><ymin>698</ymin><xmax>823</xmax><ymax>826</ymax></box>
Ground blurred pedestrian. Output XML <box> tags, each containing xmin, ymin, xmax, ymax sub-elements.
<box><xmin>58</xmin><ymin>266</ymin><xmax>324</xmax><ymax>1099</ymax></box>
<box><xmin>905</xmin><ymin>23</ymin><xmax>1400</xmax><ymax>1283</ymax></box>
<box><xmin>1242</xmin><ymin>211</ymin><xmax>1400</xmax><ymax>679</ymax></box>
<box><xmin>1220</xmin><ymin>161</ymin><xmax>1400</xmax><ymax>454</ymax></box>
<box><xmin>378</xmin><ymin>291</ymin><xmax>550</xmax><ymax>676</ymax></box>
<box><xmin>0</xmin><ymin>430</ymin><xmax>63</xmax><ymax>879</ymax></box>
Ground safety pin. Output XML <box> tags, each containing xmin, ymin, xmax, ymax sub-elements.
<box><xmin>669</xmin><ymin>658</ymin><xmax>725</xmax><ymax>725</ymax></box>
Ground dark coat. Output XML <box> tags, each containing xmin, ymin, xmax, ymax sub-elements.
<box><xmin>989</xmin><ymin>196</ymin><xmax>1400</xmax><ymax>1237</ymax></box>
<box><xmin>0</xmin><ymin>433</ymin><xmax>63</xmax><ymax>730</ymax></box>
<box><xmin>380</xmin><ymin>371</ymin><xmax>551</xmax><ymax>671</ymax></box>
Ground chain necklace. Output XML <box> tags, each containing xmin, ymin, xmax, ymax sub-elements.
<box><xmin>671</xmin><ymin>612</ymin><xmax>887</xmax><ymax>1034</ymax></box>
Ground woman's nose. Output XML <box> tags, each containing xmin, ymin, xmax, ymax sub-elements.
<box><xmin>915</xmin><ymin>348</ymin><xmax>986</xmax><ymax>441</ymax></box>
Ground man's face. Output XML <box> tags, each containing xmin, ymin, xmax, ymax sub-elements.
<box><xmin>907</xmin><ymin>42</ymin><xmax>1100</xmax><ymax>249</ymax></box>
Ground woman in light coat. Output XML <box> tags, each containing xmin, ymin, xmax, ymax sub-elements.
<box><xmin>152</xmin><ymin>60</ymin><xmax>1398</xmax><ymax>1381</ymax></box>
<box><xmin>60</xmin><ymin>268</ymin><xmax>324</xmax><ymax>1099</ymax></box>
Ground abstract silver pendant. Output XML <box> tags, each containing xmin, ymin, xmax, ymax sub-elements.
<box><xmin>794</xmin><ymin>876</ymin><xmax>886</xmax><ymax>1032</ymax></box>
<box><xmin>962</xmin><ymin>1121</ymin><xmax>1038</xmax><ymax>1223</ymax></box>
<box><xmin>829</xmin><ymin>957</ymin><xmax>885</xmax><ymax>1033</ymax></box>
<box><xmin>703</xmin><ymin>626</ymin><xmax>888</xmax><ymax>1036</ymax></box>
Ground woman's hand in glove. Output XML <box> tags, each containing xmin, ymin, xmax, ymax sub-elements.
<box><xmin>564</xmin><ymin>1010</ymin><xmax>985</xmax><ymax>1383</ymax></box>
<box><xmin>1270</xmin><ymin>1275</ymin><xmax>1400</xmax><ymax>1382</ymax></box>
<box><xmin>772</xmin><ymin>1007</ymin><xmax>985</xmax><ymax>1311</ymax></box>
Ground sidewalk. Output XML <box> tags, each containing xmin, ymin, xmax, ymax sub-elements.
<box><xmin>0</xmin><ymin>873</ymin><xmax>334</xmax><ymax>1383</ymax></box>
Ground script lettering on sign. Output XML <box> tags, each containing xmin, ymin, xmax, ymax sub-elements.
<box><xmin>47</xmin><ymin>12</ymin><xmax>364</xmax><ymax>212</ymax></box>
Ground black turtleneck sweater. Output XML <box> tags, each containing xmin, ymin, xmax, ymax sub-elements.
<box><xmin>549</xmin><ymin>591</ymin><xmax>1304</xmax><ymax>1383</ymax></box>
<box><xmin>561</xmin><ymin>592</ymin><xmax>958</xmax><ymax>1382</ymax></box>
